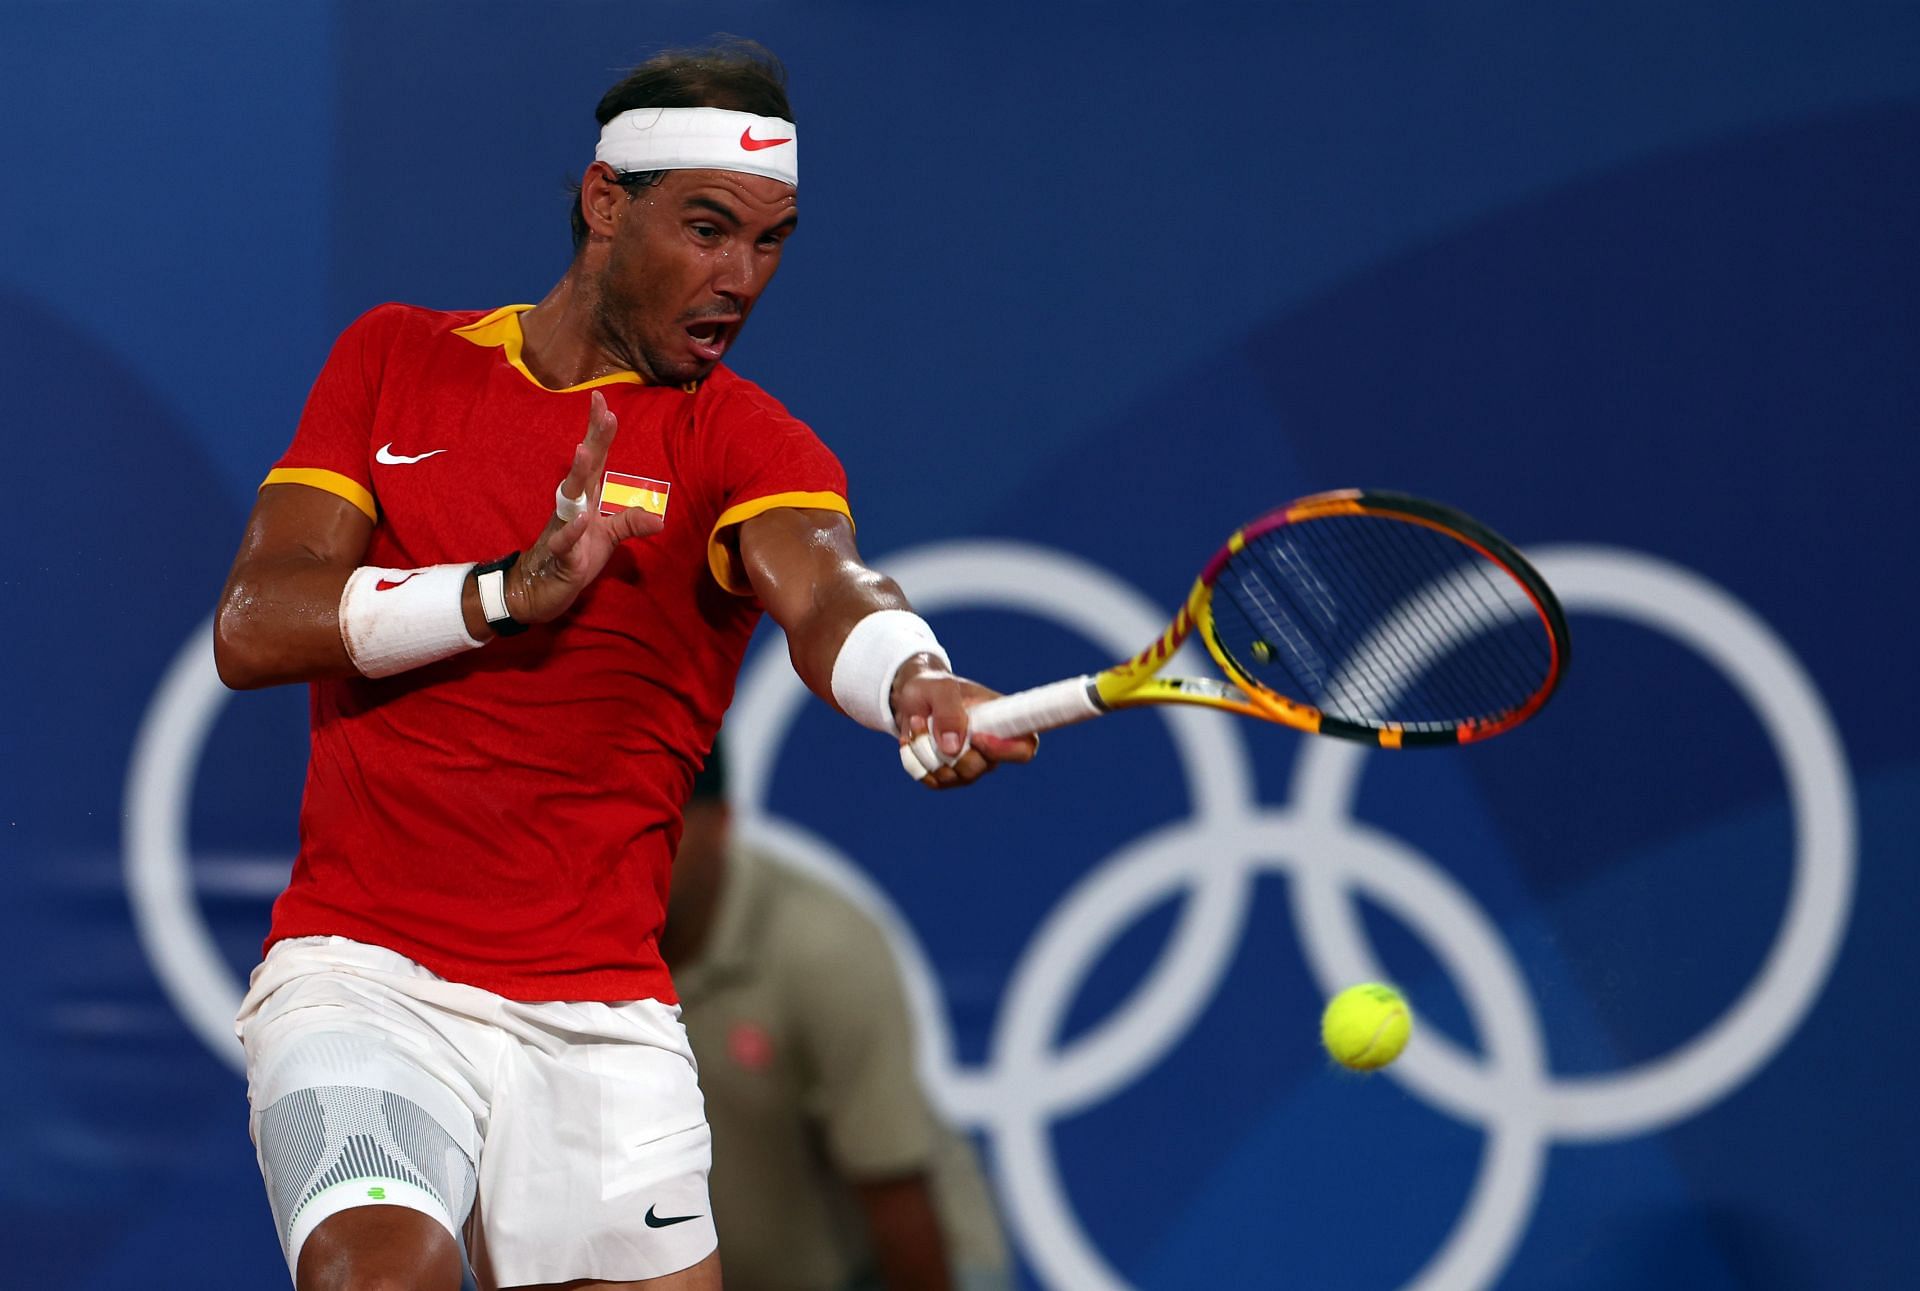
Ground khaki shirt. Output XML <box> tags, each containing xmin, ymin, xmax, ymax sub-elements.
<box><xmin>674</xmin><ymin>844</ymin><xmax>1009</xmax><ymax>1291</ymax></box>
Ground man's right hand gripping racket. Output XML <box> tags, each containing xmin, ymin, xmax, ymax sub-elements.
<box><xmin>925</xmin><ymin>489</ymin><xmax>1568</xmax><ymax>775</ymax></box>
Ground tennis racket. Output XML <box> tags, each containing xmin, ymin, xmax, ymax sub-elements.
<box><xmin>965</xmin><ymin>488</ymin><xmax>1570</xmax><ymax>749</ymax></box>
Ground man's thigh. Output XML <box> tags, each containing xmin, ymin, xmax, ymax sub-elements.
<box><xmin>240</xmin><ymin>942</ymin><xmax>489</xmax><ymax>1283</ymax></box>
<box><xmin>297</xmin><ymin>1204</ymin><xmax>468</xmax><ymax>1291</ymax></box>
<box><xmin>251</xmin><ymin>1033</ymin><xmax>483</xmax><ymax>1281</ymax></box>
<box><xmin>240</xmin><ymin>942</ymin><xmax>716</xmax><ymax>1287</ymax></box>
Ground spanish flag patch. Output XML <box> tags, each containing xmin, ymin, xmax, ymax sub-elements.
<box><xmin>600</xmin><ymin>470</ymin><xmax>671</xmax><ymax>519</ymax></box>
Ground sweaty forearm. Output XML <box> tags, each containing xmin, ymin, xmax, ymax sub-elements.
<box><xmin>214</xmin><ymin>558</ymin><xmax>494</xmax><ymax>689</ymax></box>
<box><xmin>739</xmin><ymin>507</ymin><xmax>956</xmax><ymax>733</ymax></box>
<box><xmin>786</xmin><ymin>562</ymin><xmax>913</xmax><ymax>699</ymax></box>
<box><xmin>219</xmin><ymin>409</ymin><xmax>656</xmax><ymax>693</ymax></box>
<box><xmin>215</xmin><ymin>556</ymin><xmax>357</xmax><ymax>688</ymax></box>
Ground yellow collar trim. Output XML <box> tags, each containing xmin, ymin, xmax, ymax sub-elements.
<box><xmin>452</xmin><ymin>304</ymin><xmax>646</xmax><ymax>392</ymax></box>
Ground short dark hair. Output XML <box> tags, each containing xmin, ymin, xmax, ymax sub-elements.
<box><xmin>569</xmin><ymin>38</ymin><xmax>794</xmax><ymax>253</ymax></box>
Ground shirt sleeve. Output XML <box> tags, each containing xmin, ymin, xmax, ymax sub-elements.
<box><xmin>697</xmin><ymin>377</ymin><xmax>852</xmax><ymax>594</ymax></box>
<box><xmin>261</xmin><ymin>304</ymin><xmax>408</xmax><ymax>521</ymax></box>
<box><xmin>790</xmin><ymin>892</ymin><xmax>938</xmax><ymax>1179</ymax></box>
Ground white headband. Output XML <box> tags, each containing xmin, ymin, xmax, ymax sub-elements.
<box><xmin>595</xmin><ymin>107</ymin><xmax>798</xmax><ymax>188</ymax></box>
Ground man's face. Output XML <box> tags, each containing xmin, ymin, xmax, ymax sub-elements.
<box><xmin>594</xmin><ymin>167</ymin><xmax>798</xmax><ymax>385</ymax></box>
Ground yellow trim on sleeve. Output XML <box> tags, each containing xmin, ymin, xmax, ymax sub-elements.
<box><xmin>706</xmin><ymin>491</ymin><xmax>854</xmax><ymax>594</ymax></box>
<box><xmin>260</xmin><ymin>467</ymin><xmax>377</xmax><ymax>522</ymax></box>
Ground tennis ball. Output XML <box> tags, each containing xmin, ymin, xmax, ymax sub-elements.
<box><xmin>1321</xmin><ymin>983</ymin><xmax>1412</xmax><ymax>1071</ymax></box>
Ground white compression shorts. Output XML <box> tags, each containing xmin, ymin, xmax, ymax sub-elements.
<box><xmin>237</xmin><ymin>936</ymin><xmax>716</xmax><ymax>1286</ymax></box>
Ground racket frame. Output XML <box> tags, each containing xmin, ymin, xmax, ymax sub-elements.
<box><xmin>987</xmin><ymin>489</ymin><xmax>1569</xmax><ymax>748</ymax></box>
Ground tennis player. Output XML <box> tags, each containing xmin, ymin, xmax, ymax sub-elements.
<box><xmin>213</xmin><ymin>40</ymin><xmax>1034</xmax><ymax>1291</ymax></box>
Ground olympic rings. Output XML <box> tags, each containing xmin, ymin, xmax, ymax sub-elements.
<box><xmin>726</xmin><ymin>541</ymin><xmax>1856</xmax><ymax>1291</ymax></box>
<box><xmin>125</xmin><ymin>540</ymin><xmax>1855</xmax><ymax>1290</ymax></box>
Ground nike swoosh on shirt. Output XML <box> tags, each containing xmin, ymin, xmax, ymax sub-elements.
<box><xmin>644</xmin><ymin>1205</ymin><xmax>702</xmax><ymax>1229</ymax></box>
<box><xmin>738</xmin><ymin>128</ymin><xmax>791</xmax><ymax>151</ymax></box>
<box><xmin>376</xmin><ymin>443</ymin><xmax>448</xmax><ymax>465</ymax></box>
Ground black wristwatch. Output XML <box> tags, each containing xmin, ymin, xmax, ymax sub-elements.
<box><xmin>473</xmin><ymin>552</ymin><xmax>531</xmax><ymax>637</ymax></box>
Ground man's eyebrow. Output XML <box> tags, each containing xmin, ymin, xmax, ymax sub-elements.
<box><xmin>683</xmin><ymin>196</ymin><xmax>743</xmax><ymax>226</ymax></box>
<box><xmin>683</xmin><ymin>195</ymin><xmax>797</xmax><ymax>236</ymax></box>
<box><xmin>683</xmin><ymin>194</ymin><xmax>741</xmax><ymax>225</ymax></box>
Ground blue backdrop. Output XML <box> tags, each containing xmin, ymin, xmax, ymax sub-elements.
<box><xmin>4</xmin><ymin>3</ymin><xmax>1916</xmax><ymax>1287</ymax></box>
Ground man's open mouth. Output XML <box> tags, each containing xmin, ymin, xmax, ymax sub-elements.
<box><xmin>685</xmin><ymin>317</ymin><xmax>737</xmax><ymax>360</ymax></box>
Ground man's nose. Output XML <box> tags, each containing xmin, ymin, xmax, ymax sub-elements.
<box><xmin>711</xmin><ymin>250</ymin><xmax>769</xmax><ymax>302</ymax></box>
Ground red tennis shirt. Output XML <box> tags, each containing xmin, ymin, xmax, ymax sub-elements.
<box><xmin>259</xmin><ymin>303</ymin><xmax>850</xmax><ymax>1002</ymax></box>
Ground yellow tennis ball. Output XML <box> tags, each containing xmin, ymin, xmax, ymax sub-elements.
<box><xmin>1321</xmin><ymin>983</ymin><xmax>1413</xmax><ymax>1071</ymax></box>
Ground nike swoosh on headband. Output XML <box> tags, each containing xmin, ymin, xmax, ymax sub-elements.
<box><xmin>739</xmin><ymin>128</ymin><xmax>792</xmax><ymax>151</ymax></box>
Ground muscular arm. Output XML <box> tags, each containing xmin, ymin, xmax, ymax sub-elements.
<box><xmin>215</xmin><ymin>390</ymin><xmax>658</xmax><ymax>690</ymax></box>
<box><xmin>214</xmin><ymin>484</ymin><xmax>502</xmax><ymax>688</ymax></box>
<box><xmin>217</xmin><ymin>485</ymin><xmax>368</xmax><ymax>688</ymax></box>
<box><xmin>855</xmin><ymin>1174</ymin><xmax>954</xmax><ymax>1291</ymax></box>
<box><xmin>735</xmin><ymin>507</ymin><xmax>926</xmax><ymax>706</ymax></box>
<box><xmin>737</xmin><ymin>506</ymin><xmax>1037</xmax><ymax>785</ymax></box>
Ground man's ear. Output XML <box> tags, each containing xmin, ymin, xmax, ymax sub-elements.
<box><xmin>579</xmin><ymin>161</ymin><xmax>628</xmax><ymax>239</ymax></box>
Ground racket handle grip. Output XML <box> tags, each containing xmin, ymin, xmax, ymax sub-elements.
<box><xmin>968</xmin><ymin>676</ymin><xmax>1105</xmax><ymax>738</ymax></box>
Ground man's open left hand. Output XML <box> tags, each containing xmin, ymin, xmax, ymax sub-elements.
<box><xmin>504</xmin><ymin>390</ymin><xmax>665</xmax><ymax>625</ymax></box>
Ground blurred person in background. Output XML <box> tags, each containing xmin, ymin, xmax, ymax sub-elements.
<box><xmin>213</xmin><ymin>38</ymin><xmax>1033</xmax><ymax>1291</ymax></box>
<box><xmin>663</xmin><ymin>741</ymin><xmax>1012</xmax><ymax>1291</ymax></box>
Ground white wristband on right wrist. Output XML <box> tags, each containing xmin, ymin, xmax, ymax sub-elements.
<box><xmin>338</xmin><ymin>563</ymin><xmax>485</xmax><ymax>678</ymax></box>
<box><xmin>830</xmin><ymin>609</ymin><xmax>950</xmax><ymax>734</ymax></box>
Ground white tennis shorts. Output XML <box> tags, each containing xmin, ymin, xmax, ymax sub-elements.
<box><xmin>235</xmin><ymin>936</ymin><xmax>716</xmax><ymax>1287</ymax></box>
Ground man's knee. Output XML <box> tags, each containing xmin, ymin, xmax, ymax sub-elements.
<box><xmin>295</xmin><ymin>1204</ymin><xmax>464</xmax><ymax>1291</ymax></box>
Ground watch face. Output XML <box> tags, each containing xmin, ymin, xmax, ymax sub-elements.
<box><xmin>476</xmin><ymin>564</ymin><xmax>530</xmax><ymax>635</ymax></box>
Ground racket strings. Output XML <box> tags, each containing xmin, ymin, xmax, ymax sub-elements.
<box><xmin>1299</xmin><ymin>522</ymin><xmax>1466</xmax><ymax>715</ymax></box>
<box><xmin>1335</xmin><ymin>518</ymin><xmax>1548</xmax><ymax>722</ymax></box>
<box><xmin>1261</xmin><ymin>526</ymin><xmax>1480</xmax><ymax>723</ymax></box>
<box><xmin>1213</xmin><ymin>516</ymin><xmax>1551</xmax><ymax>728</ymax></box>
<box><xmin>1330</xmin><ymin>518</ymin><xmax>1548</xmax><ymax>721</ymax></box>
<box><xmin>1214</xmin><ymin>542</ymin><xmax>1382</xmax><ymax>715</ymax></box>
<box><xmin>1229</xmin><ymin>554</ymin><xmax>1338</xmax><ymax>693</ymax></box>
<box><xmin>1218</xmin><ymin>542</ymin><xmax>1507</xmax><ymax>728</ymax></box>
<box><xmin>1239</xmin><ymin>537</ymin><xmax>1415</xmax><ymax>720</ymax></box>
<box><xmin>1339</xmin><ymin>516</ymin><xmax>1547</xmax><ymax>709</ymax></box>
